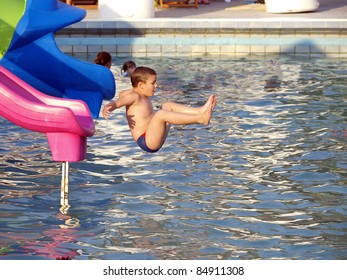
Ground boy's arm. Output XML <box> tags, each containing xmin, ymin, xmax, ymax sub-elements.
<box><xmin>102</xmin><ymin>92</ymin><xmax>137</xmax><ymax>120</ymax></box>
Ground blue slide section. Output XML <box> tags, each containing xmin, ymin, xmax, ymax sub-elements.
<box><xmin>0</xmin><ymin>0</ymin><xmax>115</xmax><ymax>118</ymax></box>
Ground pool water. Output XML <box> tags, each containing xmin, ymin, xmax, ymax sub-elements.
<box><xmin>0</xmin><ymin>56</ymin><xmax>346</xmax><ymax>260</ymax></box>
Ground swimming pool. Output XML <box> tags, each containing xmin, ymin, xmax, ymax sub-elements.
<box><xmin>0</xmin><ymin>55</ymin><xmax>346</xmax><ymax>260</ymax></box>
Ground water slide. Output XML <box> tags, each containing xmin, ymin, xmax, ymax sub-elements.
<box><xmin>0</xmin><ymin>0</ymin><xmax>115</xmax><ymax>212</ymax></box>
<box><xmin>0</xmin><ymin>0</ymin><xmax>117</xmax><ymax>160</ymax></box>
<box><xmin>0</xmin><ymin>0</ymin><xmax>115</xmax><ymax>118</ymax></box>
<box><xmin>0</xmin><ymin>65</ymin><xmax>94</xmax><ymax>162</ymax></box>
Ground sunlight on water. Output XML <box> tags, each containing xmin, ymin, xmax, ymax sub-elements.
<box><xmin>0</xmin><ymin>56</ymin><xmax>346</xmax><ymax>260</ymax></box>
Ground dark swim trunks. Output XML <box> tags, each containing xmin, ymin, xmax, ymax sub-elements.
<box><xmin>136</xmin><ymin>132</ymin><xmax>160</xmax><ymax>153</ymax></box>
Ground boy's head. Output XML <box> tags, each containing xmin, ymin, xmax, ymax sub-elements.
<box><xmin>131</xmin><ymin>67</ymin><xmax>157</xmax><ymax>88</ymax></box>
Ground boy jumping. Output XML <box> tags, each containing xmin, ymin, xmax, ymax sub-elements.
<box><xmin>102</xmin><ymin>67</ymin><xmax>216</xmax><ymax>153</ymax></box>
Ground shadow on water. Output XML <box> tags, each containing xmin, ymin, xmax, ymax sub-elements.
<box><xmin>0</xmin><ymin>55</ymin><xmax>346</xmax><ymax>260</ymax></box>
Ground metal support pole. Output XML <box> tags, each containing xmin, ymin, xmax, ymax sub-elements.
<box><xmin>60</xmin><ymin>161</ymin><xmax>70</xmax><ymax>214</ymax></box>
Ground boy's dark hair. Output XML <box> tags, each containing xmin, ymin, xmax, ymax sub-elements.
<box><xmin>131</xmin><ymin>67</ymin><xmax>156</xmax><ymax>87</ymax></box>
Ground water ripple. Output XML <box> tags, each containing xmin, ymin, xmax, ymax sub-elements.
<box><xmin>1</xmin><ymin>56</ymin><xmax>346</xmax><ymax>260</ymax></box>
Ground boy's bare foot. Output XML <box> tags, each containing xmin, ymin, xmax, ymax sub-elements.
<box><xmin>201</xmin><ymin>94</ymin><xmax>216</xmax><ymax>113</ymax></box>
<box><xmin>201</xmin><ymin>95</ymin><xmax>216</xmax><ymax>125</ymax></box>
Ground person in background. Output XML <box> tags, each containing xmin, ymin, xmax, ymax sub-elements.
<box><xmin>94</xmin><ymin>51</ymin><xmax>112</xmax><ymax>69</ymax></box>
<box><xmin>63</xmin><ymin>0</ymin><xmax>74</xmax><ymax>5</ymax></box>
<box><xmin>121</xmin><ymin>61</ymin><xmax>137</xmax><ymax>77</ymax></box>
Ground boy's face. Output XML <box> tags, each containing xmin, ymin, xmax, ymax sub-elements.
<box><xmin>142</xmin><ymin>74</ymin><xmax>157</xmax><ymax>97</ymax></box>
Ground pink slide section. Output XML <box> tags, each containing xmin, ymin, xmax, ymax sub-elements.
<box><xmin>0</xmin><ymin>66</ymin><xmax>95</xmax><ymax>162</ymax></box>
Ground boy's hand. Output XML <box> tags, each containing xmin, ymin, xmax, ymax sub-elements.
<box><xmin>102</xmin><ymin>104</ymin><xmax>112</xmax><ymax>120</ymax></box>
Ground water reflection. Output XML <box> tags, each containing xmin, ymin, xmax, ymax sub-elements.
<box><xmin>0</xmin><ymin>56</ymin><xmax>346</xmax><ymax>260</ymax></box>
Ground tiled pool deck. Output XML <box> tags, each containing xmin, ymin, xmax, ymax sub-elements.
<box><xmin>56</xmin><ymin>0</ymin><xmax>347</xmax><ymax>57</ymax></box>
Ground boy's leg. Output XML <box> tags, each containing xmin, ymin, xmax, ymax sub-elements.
<box><xmin>145</xmin><ymin>103</ymin><xmax>213</xmax><ymax>150</ymax></box>
<box><xmin>162</xmin><ymin>94</ymin><xmax>216</xmax><ymax>115</ymax></box>
<box><xmin>144</xmin><ymin>119</ymin><xmax>170</xmax><ymax>151</ymax></box>
<box><xmin>161</xmin><ymin>102</ymin><xmax>201</xmax><ymax>115</ymax></box>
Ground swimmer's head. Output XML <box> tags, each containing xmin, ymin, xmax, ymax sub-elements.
<box><xmin>121</xmin><ymin>60</ymin><xmax>137</xmax><ymax>77</ymax></box>
<box><xmin>94</xmin><ymin>51</ymin><xmax>112</xmax><ymax>69</ymax></box>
